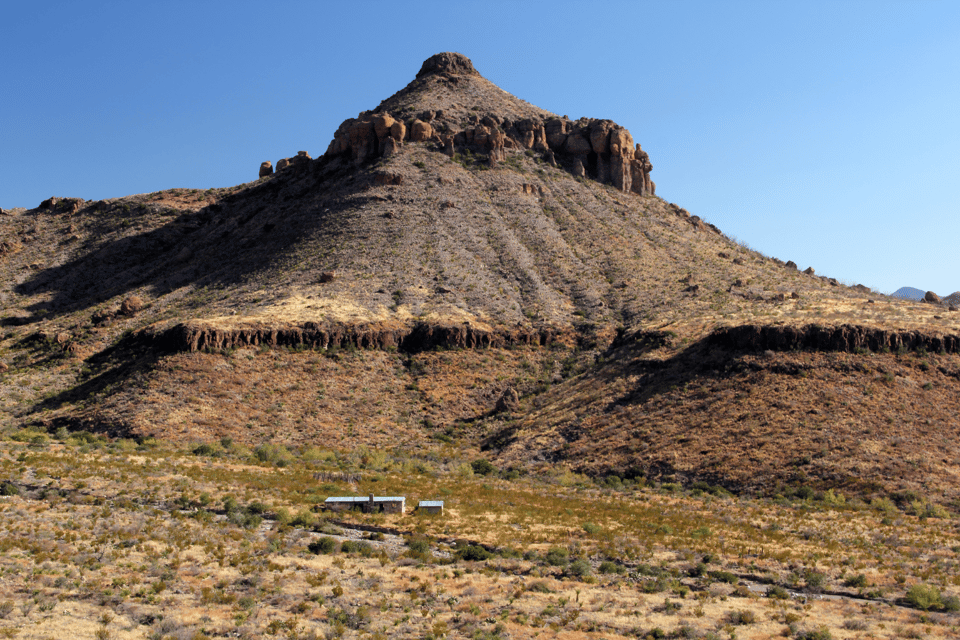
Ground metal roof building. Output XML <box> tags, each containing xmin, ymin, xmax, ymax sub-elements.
<box><xmin>417</xmin><ymin>500</ymin><xmax>444</xmax><ymax>514</ymax></box>
<box><xmin>324</xmin><ymin>495</ymin><xmax>406</xmax><ymax>514</ymax></box>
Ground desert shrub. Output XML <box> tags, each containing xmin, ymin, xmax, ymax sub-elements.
<box><xmin>843</xmin><ymin>574</ymin><xmax>867</xmax><ymax>588</ymax></box>
<box><xmin>567</xmin><ymin>558</ymin><xmax>592</xmax><ymax>578</ymax></box>
<box><xmin>942</xmin><ymin>594</ymin><xmax>960</xmax><ymax>612</ymax></box>
<box><xmin>804</xmin><ymin>571</ymin><xmax>826</xmax><ymax>591</ymax></box>
<box><xmin>470</xmin><ymin>459</ymin><xmax>496</xmax><ymax>476</ymax></box>
<box><xmin>842</xmin><ymin>619</ymin><xmax>868</xmax><ymax>631</ymax></box>
<box><xmin>906</xmin><ymin>583</ymin><xmax>943</xmax><ymax>610</ymax></box>
<box><xmin>527</xmin><ymin>580</ymin><xmax>552</xmax><ymax>593</ymax></box>
<box><xmin>290</xmin><ymin>510</ymin><xmax>316</xmax><ymax>528</ymax></box>
<box><xmin>365</xmin><ymin>531</ymin><xmax>384</xmax><ymax>541</ymax></box>
<box><xmin>458</xmin><ymin>545</ymin><xmax>492</xmax><ymax>562</ymax></box>
<box><xmin>795</xmin><ymin>628</ymin><xmax>832</xmax><ymax>640</ymax></box>
<box><xmin>728</xmin><ymin>610</ymin><xmax>756</xmax><ymax>625</ymax></box>
<box><xmin>707</xmin><ymin>570</ymin><xmax>738</xmax><ymax>584</ymax></box>
<box><xmin>254</xmin><ymin>443</ymin><xmax>292</xmax><ymax>466</ymax></box>
<box><xmin>308</xmin><ymin>537</ymin><xmax>337</xmax><ymax>554</ymax></box>
<box><xmin>582</xmin><ymin>522</ymin><xmax>601</xmax><ymax>535</ymax></box>
<box><xmin>333</xmin><ymin>540</ymin><xmax>374</xmax><ymax>557</ymax></box>
<box><xmin>407</xmin><ymin>538</ymin><xmax>430</xmax><ymax>554</ymax></box>
<box><xmin>0</xmin><ymin>600</ymin><xmax>12</xmax><ymax>618</ymax></box>
<box><xmin>598</xmin><ymin>561</ymin><xmax>620</xmax><ymax>574</ymax></box>
<box><xmin>544</xmin><ymin>547</ymin><xmax>569</xmax><ymax>566</ymax></box>
<box><xmin>795</xmin><ymin>486</ymin><xmax>814</xmax><ymax>500</ymax></box>
<box><xmin>192</xmin><ymin>443</ymin><xmax>217</xmax><ymax>456</ymax></box>
<box><xmin>0</xmin><ymin>482</ymin><xmax>18</xmax><ymax>496</ymax></box>
<box><xmin>246</xmin><ymin>501</ymin><xmax>268</xmax><ymax>515</ymax></box>
<box><xmin>767</xmin><ymin>585</ymin><xmax>789</xmax><ymax>600</ymax></box>
<box><xmin>688</xmin><ymin>563</ymin><xmax>706</xmax><ymax>578</ymax></box>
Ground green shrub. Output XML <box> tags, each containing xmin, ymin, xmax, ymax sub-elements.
<box><xmin>527</xmin><ymin>580</ymin><xmax>552</xmax><ymax>593</ymax></box>
<box><xmin>598</xmin><ymin>561</ymin><xmax>619</xmax><ymax>574</ymax></box>
<box><xmin>544</xmin><ymin>547</ymin><xmax>569</xmax><ymax>566</ymax></box>
<box><xmin>582</xmin><ymin>522</ymin><xmax>601</xmax><ymax>535</ymax></box>
<box><xmin>906</xmin><ymin>583</ymin><xmax>943</xmax><ymax>610</ymax></box>
<box><xmin>308</xmin><ymin>537</ymin><xmax>337</xmax><ymax>554</ymax></box>
<box><xmin>707</xmin><ymin>570</ymin><xmax>738</xmax><ymax>584</ymax></box>
<box><xmin>728</xmin><ymin>610</ymin><xmax>756</xmax><ymax>625</ymax></box>
<box><xmin>470</xmin><ymin>459</ymin><xmax>496</xmax><ymax>476</ymax></box>
<box><xmin>567</xmin><ymin>558</ymin><xmax>592</xmax><ymax>578</ymax></box>
<box><xmin>843</xmin><ymin>574</ymin><xmax>867</xmax><ymax>588</ymax></box>
<box><xmin>407</xmin><ymin>538</ymin><xmax>430</xmax><ymax>554</ymax></box>
<box><xmin>0</xmin><ymin>482</ymin><xmax>18</xmax><ymax>497</ymax></box>
<box><xmin>767</xmin><ymin>585</ymin><xmax>789</xmax><ymax>600</ymax></box>
<box><xmin>795</xmin><ymin>628</ymin><xmax>832</xmax><ymax>640</ymax></box>
<box><xmin>192</xmin><ymin>443</ymin><xmax>217</xmax><ymax>456</ymax></box>
<box><xmin>458</xmin><ymin>545</ymin><xmax>492</xmax><ymax>562</ymax></box>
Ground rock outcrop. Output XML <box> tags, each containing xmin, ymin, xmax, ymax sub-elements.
<box><xmin>259</xmin><ymin>161</ymin><xmax>273</xmax><ymax>178</ymax></box>
<box><xmin>276</xmin><ymin>151</ymin><xmax>312</xmax><ymax>172</ymax></box>
<box><xmin>712</xmin><ymin>323</ymin><xmax>960</xmax><ymax>354</ymax></box>
<box><xmin>324</xmin><ymin>53</ymin><xmax>655</xmax><ymax>196</ymax></box>
<box><xmin>925</xmin><ymin>291</ymin><xmax>941</xmax><ymax>304</ymax></box>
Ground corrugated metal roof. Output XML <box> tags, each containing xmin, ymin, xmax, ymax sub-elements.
<box><xmin>419</xmin><ymin>500</ymin><xmax>444</xmax><ymax>508</ymax></box>
<box><xmin>325</xmin><ymin>496</ymin><xmax>405</xmax><ymax>503</ymax></box>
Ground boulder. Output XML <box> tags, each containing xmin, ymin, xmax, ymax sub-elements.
<box><xmin>441</xmin><ymin>135</ymin><xmax>455</xmax><ymax>157</ymax></box>
<box><xmin>496</xmin><ymin>387</ymin><xmax>520</xmax><ymax>412</ymax></box>
<box><xmin>785</xmin><ymin>261</ymin><xmax>798</xmax><ymax>270</ymax></box>
<box><xmin>276</xmin><ymin>158</ymin><xmax>291</xmax><ymax>172</ymax></box>
<box><xmin>381</xmin><ymin>137</ymin><xmax>400</xmax><ymax>158</ymax></box>
<box><xmin>925</xmin><ymin>291</ymin><xmax>942</xmax><ymax>304</ymax></box>
<box><xmin>374</xmin><ymin>172</ymin><xmax>404</xmax><ymax>186</ymax></box>
<box><xmin>390</xmin><ymin>120</ymin><xmax>406</xmax><ymax>142</ymax></box>
<box><xmin>803</xmin><ymin>267</ymin><xmax>815</xmax><ymax>275</ymax></box>
<box><xmin>120</xmin><ymin>295</ymin><xmax>144</xmax><ymax>316</ymax></box>
<box><xmin>319</xmin><ymin>272</ymin><xmax>336</xmax><ymax>283</ymax></box>
<box><xmin>259</xmin><ymin>161</ymin><xmax>273</xmax><ymax>177</ymax></box>
<box><xmin>373</xmin><ymin>115</ymin><xmax>395</xmax><ymax>140</ymax></box>
<box><xmin>409</xmin><ymin>120</ymin><xmax>434</xmax><ymax>142</ymax></box>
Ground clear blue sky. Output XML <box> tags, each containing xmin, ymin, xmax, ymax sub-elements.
<box><xmin>3</xmin><ymin>1</ymin><xmax>959</xmax><ymax>295</ymax></box>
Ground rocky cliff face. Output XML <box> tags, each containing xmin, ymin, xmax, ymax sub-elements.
<box><xmin>323</xmin><ymin>53</ymin><xmax>655</xmax><ymax>197</ymax></box>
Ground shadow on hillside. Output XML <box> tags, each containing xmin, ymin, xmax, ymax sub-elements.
<box><xmin>482</xmin><ymin>334</ymin><xmax>752</xmax><ymax>454</ymax></box>
<box><xmin>14</xmin><ymin>158</ymin><xmax>363</xmax><ymax>320</ymax></box>
<box><xmin>26</xmin><ymin>333</ymin><xmax>165</xmax><ymax>438</ymax></box>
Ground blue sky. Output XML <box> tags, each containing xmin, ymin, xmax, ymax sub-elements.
<box><xmin>3</xmin><ymin>1</ymin><xmax>958</xmax><ymax>295</ymax></box>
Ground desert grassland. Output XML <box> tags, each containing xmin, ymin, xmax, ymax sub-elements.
<box><xmin>1</xmin><ymin>432</ymin><xmax>959</xmax><ymax>640</ymax></box>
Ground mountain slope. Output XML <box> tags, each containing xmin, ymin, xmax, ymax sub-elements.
<box><xmin>2</xmin><ymin>52</ymin><xmax>959</xmax><ymax>507</ymax></box>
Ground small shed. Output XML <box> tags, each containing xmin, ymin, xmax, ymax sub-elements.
<box><xmin>418</xmin><ymin>500</ymin><xmax>444</xmax><ymax>515</ymax></box>
<box><xmin>324</xmin><ymin>494</ymin><xmax>405</xmax><ymax>514</ymax></box>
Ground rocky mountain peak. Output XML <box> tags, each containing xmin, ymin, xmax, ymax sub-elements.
<box><xmin>415</xmin><ymin>52</ymin><xmax>480</xmax><ymax>79</ymax></box>
<box><xmin>321</xmin><ymin>53</ymin><xmax>656</xmax><ymax>197</ymax></box>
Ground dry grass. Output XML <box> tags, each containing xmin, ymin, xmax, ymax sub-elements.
<box><xmin>1</xmin><ymin>434</ymin><xmax>958</xmax><ymax>639</ymax></box>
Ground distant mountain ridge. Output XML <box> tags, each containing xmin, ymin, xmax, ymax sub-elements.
<box><xmin>892</xmin><ymin>286</ymin><xmax>925</xmax><ymax>301</ymax></box>
<box><xmin>892</xmin><ymin>287</ymin><xmax>960</xmax><ymax>305</ymax></box>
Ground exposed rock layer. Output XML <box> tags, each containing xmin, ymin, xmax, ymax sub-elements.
<box><xmin>711</xmin><ymin>323</ymin><xmax>960</xmax><ymax>354</ymax></box>
<box><xmin>150</xmin><ymin>321</ymin><xmax>575</xmax><ymax>354</ymax></box>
